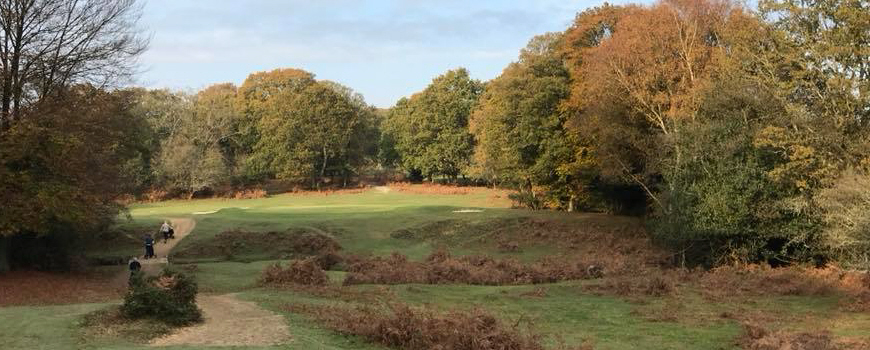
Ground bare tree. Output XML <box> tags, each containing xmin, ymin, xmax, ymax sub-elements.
<box><xmin>0</xmin><ymin>0</ymin><xmax>147</xmax><ymax>130</ymax></box>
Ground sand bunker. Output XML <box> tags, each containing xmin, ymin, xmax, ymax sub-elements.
<box><xmin>452</xmin><ymin>209</ymin><xmax>484</xmax><ymax>213</ymax></box>
<box><xmin>192</xmin><ymin>207</ymin><xmax>250</xmax><ymax>215</ymax></box>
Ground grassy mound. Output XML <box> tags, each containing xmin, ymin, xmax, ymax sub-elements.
<box><xmin>172</xmin><ymin>228</ymin><xmax>341</xmax><ymax>263</ymax></box>
<box><xmin>343</xmin><ymin>250</ymin><xmax>605</xmax><ymax>286</ymax></box>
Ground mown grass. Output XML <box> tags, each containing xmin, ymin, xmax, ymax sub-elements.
<box><xmin>0</xmin><ymin>303</ymin><xmax>106</xmax><ymax>350</ymax></box>
<box><xmin>127</xmin><ymin>189</ymin><xmax>522</xmax><ymax>263</ymax></box>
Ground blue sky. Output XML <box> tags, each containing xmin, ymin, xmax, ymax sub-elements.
<box><xmin>137</xmin><ymin>0</ymin><xmax>633</xmax><ymax>108</ymax></box>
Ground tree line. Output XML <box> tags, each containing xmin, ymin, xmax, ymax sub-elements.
<box><xmin>125</xmin><ymin>69</ymin><xmax>381</xmax><ymax>197</ymax></box>
<box><xmin>383</xmin><ymin>0</ymin><xmax>870</xmax><ymax>267</ymax></box>
<box><xmin>1</xmin><ymin>0</ymin><xmax>868</xmax><ymax>270</ymax></box>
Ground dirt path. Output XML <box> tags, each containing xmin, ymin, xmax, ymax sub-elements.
<box><xmin>141</xmin><ymin>218</ymin><xmax>196</xmax><ymax>271</ymax></box>
<box><xmin>109</xmin><ymin>218</ymin><xmax>195</xmax><ymax>289</ymax></box>
<box><xmin>150</xmin><ymin>293</ymin><xmax>291</xmax><ymax>347</ymax></box>
<box><xmin>129</xmin><ymin>218</ymin><xmax>292</xmax><ymax>347</ymax></box>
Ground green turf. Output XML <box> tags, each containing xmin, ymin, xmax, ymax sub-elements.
<box><xmin>0</xmin><ymin>303</ymin><xmax>106</xmax><ymax>350</ymax></box>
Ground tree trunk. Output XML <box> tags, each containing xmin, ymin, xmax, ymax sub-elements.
<box><xmin>0</xmin><ymin>236</ymin><xmax>10</xmax><ymax>272</ymax></box>
<box><xmin>319</xmin><ymin>145</ymin><xmax>328</xmax><ymax>190</ymax></box>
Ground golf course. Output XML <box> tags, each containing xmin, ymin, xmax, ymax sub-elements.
<box><xmin>2</xmin><ymin>185</ymin><xmax>868</xmax><ymax>349</ymax></box>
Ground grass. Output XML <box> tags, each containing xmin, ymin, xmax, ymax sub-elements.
<box><xmin>0</xmin><ymin>303</ymin><xmax>106</xmax><ymax>350</ymax></box>
<box><xmin>3</xmin><ymin>185</ymin><xmax>870</xmax><ymax>349</ymax></box>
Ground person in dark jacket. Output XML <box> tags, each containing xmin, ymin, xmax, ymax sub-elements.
<box><xmin>144</xmin><ymin>234</ymin><xmax>155</xmax><ymax>259</ymax></box>
<box><xmin>128</xmin><ymin>257</ymin><xmax>141</xmax><ymax>273</ymax></box>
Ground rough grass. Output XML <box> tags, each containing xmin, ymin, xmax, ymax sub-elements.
<box><xmin>387</xmin><ymin>182</ymin><xmax>510</xmax><ymax>196</ymax></box>
<box><xmin>342</xmin><ymin>250</ymin><xmax>602</xmax><ymax>286</ymax></box>
<box><xmin>342</xmin><ymin>243</ymin><xmax>663</xmax><ymax>287</ymax></box>
<box><xmin>284</xmin><ymin>302</ymin><xmax>586</xmax><ymax>350</ymax></box>
<box><xmin>171</xmin><ymin>228</ymin><xmax>341</xmax><ymax>263</ymax></box>
<box><xmin>738</xmin><ymin>321</ymin><xmax>870</xmax><ymax>350</ymax></box>
<box><xmin>259</xmin><ymin>258</ymin><xmax>330</xmax><ymax>286</ymax></box>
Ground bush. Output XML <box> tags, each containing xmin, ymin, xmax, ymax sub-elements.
<box><xmin>508</xmin><ymin>191</ymin><xmax>545</xmax><ymax>210</ymax></box>
<box><xmin>649</xmin><ymin>119</ymin><xmax>826</xmax><ymax>268</ymax></box>
<box><xmin>818</xmin><ymin>170</ymin><xmax>870</xmax><ymax>269</ymax></box>
<box><xmin>121</xmin><ymin>268</ymin><xmax>202</xmax><ymax>326</ymax></box>
<box><xmin>343</xmin><ymin>250</ymin><xmax>594</xmax><ymax>286</ymax></box>
<box><xmin>259</xmin><ymin>258</ymin><xmax>329</xmax><ymax>286</ymax></box>
<box><xmin>286</xmin><ymin>303</ymin><xmax>550</xmax><ymax>350</ymax></box>
<box><xmin>172</xmin><ymin>228</ymin><xmax>341</xmax><ymax>262</ymax></box>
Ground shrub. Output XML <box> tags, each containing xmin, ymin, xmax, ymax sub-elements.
<box><xmin>313</xmin><ymin>250</ymin><xmax>343</xmax><ymax>270</ymax></box>
<box><xmin>233</xmin><ymin>188</ymin><xmax>268</xmax><ymax>199</ymax></box>
<box><xmin>172</xmin><ymin>228</ymin><xmax>341</xmax><ymax>262</ymax></box>
<box><xmin>286</xmin><ymin>303</ymin><xmax>549</xmax><ymax>350</ymax></box>
<box><xmin>259</xmin><ymin>258</ymin><xmax>329</xmax><ymax>286</ymax></box>
<box><xmin>738</xmin><ymin>322</ymin><xmax>840</xmax><ymax>350</ymax></box>
<box><xmin>818</xmin><ymin>170</ymin><xmax>870</xmax><ymax>269</ymax></box>
<box><xmin>649</xmin><ymin>119</ymin><xmax>827</xmax><ymax>268</ymax></box>
<box><xmin>585</xmin><ymin>272</ymin><xmax>677</xmax><ymax>297</ymax></box>
<box><xmin>343</xmin><ymin>250</ymin><xmax>593</xmax><ymax>286</ymax></box>
<box><xmin>508</xmin><ymin>191</ymin><xmax>545</xmax><ymax>210</ymax></box>
<box><xmin>121</xmin><ymin>268</ymin><xmax>202</xmax><ymax>326</ymax></box>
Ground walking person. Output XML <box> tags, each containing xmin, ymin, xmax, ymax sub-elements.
<box><xmin>160</xmin><ymin>221</ymin><xmax>173</xmax><ymax>243</ymax></box>
<box><xmin>128</xmin><ymin>257</ymin><xmax>143</xmax><ymax>287</ymax></box>
<box><xmin>144</xmin><ymin>233</ymin><xmax>155</xmax><ymax>259</ymax></box>
<box><xmin>128</xmin><ymin>257</ymin><xmax>141</xmax><ymax>275</ymax></box>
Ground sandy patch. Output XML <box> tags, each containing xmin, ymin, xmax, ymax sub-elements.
<box><xmin>192</xmin><ymin>207</ymin><xmax>250</xmax><ymax>215</ymax></box>
<box><xmin>374</xmin><ymin>186</ymin><xmax>391</xmax><ymax>193</ymax></box>
<box><xmin>452</xmin><ymin>209</ymin><xmax>484</xmax><ymax>213</ymax></box>
<box><xmin>150</xmin><ymin>293</ymin><xmax>291</xmax><ymax>347</ymax></box>
<box><xmin>191</xmin><ymin>210</ymin><xmax>218</xmax><ymax>215</ymax></box>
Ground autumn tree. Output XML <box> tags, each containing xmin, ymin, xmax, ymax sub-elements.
<box><xmin>470</xmin><ymin>33</ymin><xmax>593</xmax><ymax>210</ymax></box>
<box><xmin>0</xmin><ymin>0</ymin><xmax>147</xmax><ymax>130</ymax></box>
<box><xmin>754</xmin><ymin>0</ymin><xmax>870</xmax><ymax>267</ymax></box>
<box><xmin>386</xmin><ymin>68</ymin><xmax>483</xmax><ymax>181</ymax></box>
<box><xmin>0</xmin><ymin>87</ymin><xmax>149</xmax><ymax>270</ymax></box>
<box><xmin>0</xmin><ymin>0</ymin><xmax>147</xmax><ymax>271</ymax></box>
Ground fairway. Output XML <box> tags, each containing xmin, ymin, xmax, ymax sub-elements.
<box><xmin>3</xmin><ymin>186</ymin><xmax>868</xmax><ymax>350</ymax></box>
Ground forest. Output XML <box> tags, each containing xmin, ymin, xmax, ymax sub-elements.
<box><xmin>1</xmin><ymin>0</ymin><xmax>869</xmax><ymax>272</ymax></box>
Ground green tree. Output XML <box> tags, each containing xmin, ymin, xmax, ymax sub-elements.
<box><xmin>151</xmin><ymin>84</ymin><xmax>240</xmax><ymax>195</ymax></box>
<box><xmin>236</xmin><ymin>68</ymin><xmax>317</xmax><ymax>169</ymax></box>
<box><xmin>251</xmin><ymin>80</ymin><xmax>363</xmax><ymax>188</ymax></box>
<box><xmin>470</xmin><ymin>33</ymin><xmax>591</xmax><ymax>210</ymax></box>
<box><xmin>387</xmin><ymin>68</ymin><xmax>483</xmax><ymax>181</ymax></box>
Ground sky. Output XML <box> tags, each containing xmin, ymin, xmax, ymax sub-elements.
<box><xmin>137</xmin><ymin>0</ymin><xmax>634</xmax><ymax>108</ymax></box>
